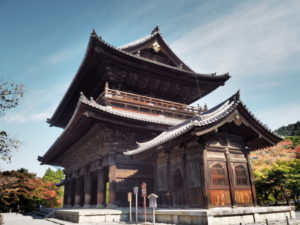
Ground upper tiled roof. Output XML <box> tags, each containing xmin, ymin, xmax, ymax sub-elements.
<box><xmin>92</xmin><ymin>30</ymin><xmax>230</xmax><ymax>79</ymax></box>
<box><xmin>118</xmin><ymin>33</ymin><xmax>155</xmax><ymax>50</ymax></box>
<box><xmin>48</xmin><ymin>29</ymin><xmax>230</xmax><ymax>128</ymax></box>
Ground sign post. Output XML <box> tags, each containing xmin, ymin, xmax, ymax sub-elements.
<box><xmin>127</xmin><ymin>192</ymin><xmax>132</xmax><ymax>222</ymax></box>
<box><xmin>133</xmin><ymin>186</ymin><xmax>139</xmax><ymax>223</ymax></box>
<box><xmin>148</xmin><ymin>193</ymin><xmax>158</xmax><ymax>225</ymax></box>
<box><xmin>141</xmin><ymin>182</ymin><xmax>147</xmax><ymax>224</ymax></box>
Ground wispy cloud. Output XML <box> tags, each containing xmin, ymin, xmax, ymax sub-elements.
<box><xmin>45</xmin><ymin>42</ymin><xmax>85</xmax><ymax>65</ymax></box>
<box><xmin>171</xmin><ymin>1</ymin><xmax>300</xmax><ymax>76</ymax></box>
<box><xmin>1</xmin><ymin>82</ymin><xmax>68</xmax><ymax>124</ymax></box>
<box><xmin>3</xmin><ymin>109</ymin><xmax>52</xmax><ymax>123</ymax></box>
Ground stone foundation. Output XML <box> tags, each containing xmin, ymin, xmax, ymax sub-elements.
<box><xmin>53</xmin><ymin>206</ymin><xmax>296</xmax><ymax>224</ymax></box>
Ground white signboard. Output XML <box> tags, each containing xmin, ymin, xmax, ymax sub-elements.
<box><xmin>133</xmin><ymin>186</ymin><xmax>139</xmax><ymax>195</ymax></box>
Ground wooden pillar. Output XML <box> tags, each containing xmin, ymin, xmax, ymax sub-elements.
<box><xmin>74</xmin><ymin>176</ymin><xmax>81</xmax><ymax>207</ymax></box>
<box><xmin>84</xmin><ymin>171</ymin><xmax>91</xmax><ymax>207</ymax></box>
<box><xmin>246</xmin><ymin>153</ymin><xmax>257</xmax><ymax>206</ymax></box>
<box><xmin>67</xmin><ymin>180</ymin><xmax>72</xmax><ymax>207</ymax></box>
<box><xmin>63</xmin><ymin>181</ymin><xmax>69</xmax><ymax>208</ymax></box>
<box><xmin>167</xmin><ymin>151</ymin><xmax>172</xmax><ymax>207</ymax></box>
<box><xmin>96</xmin><ymin>169</ymin><xmax>105</xmax><ymax>207</ymax></box>
<box><xmin>202</xmin><ymin>149</ymin><xmax>209</xmax><ymax>209</ymax></box>
<box><xmin>108</xmin><ymin>164</ymin><xmax>117</xmax><ymax>207</ymax></box>
<box><xmin>225</xmin><ymin>148</ymin><xmax>236</xmax><ymax>207</ymax></box>
<box><xmin>182</xmin><ymin>151</ymin><xmax>188</xmax><ymax>206</ymax></box>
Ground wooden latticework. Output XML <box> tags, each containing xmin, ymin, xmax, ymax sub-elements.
<box><xmin>98</xmin><ymin>85</ymin><xmax>205</xmax><ymax>119</ymax></box>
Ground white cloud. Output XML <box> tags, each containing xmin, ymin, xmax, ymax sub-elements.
<box><xmin>171</xmin><ymin>1</ymin><xmax>300</xmax><ymax>76</ymax></box>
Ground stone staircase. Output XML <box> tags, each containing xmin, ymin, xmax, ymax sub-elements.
<box><xmin>35</xmin><ymin>208</ymin><xmax>56</xmax><ymax>218</ymax></box>
<box><xmin>241</xmin><ymin>218</ymin><xmax>300</xmax><ymax>225</ymax></box>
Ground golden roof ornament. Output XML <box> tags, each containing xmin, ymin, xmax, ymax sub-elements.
<box><xmin>152</xmin><ymin>41</ymin><xmax>161</xmax><ymax>53</ymax></box>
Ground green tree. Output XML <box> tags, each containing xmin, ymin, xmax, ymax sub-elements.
<box><xmin>254</xmin><ymin>159</ymin><xmax>300</xmax><ymax>207</ymax></box>
<box><xmin>43</xmin><ymin>168</ymin><xmax>64</xmax><ymax>184</ymax></box>
<box><xmin>0</xmin><ymin>80</ymin><xmax>24</xmax><ymax>162</ymax></box>
<box><xmin>43</xmin><ymin>168</ymin><xmax>64</xmax><ymax>206</ymax></box>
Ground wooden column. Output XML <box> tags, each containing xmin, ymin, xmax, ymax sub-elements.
<box><xmin>225</xmin><ymin>148</ymin><xmax>236</xmax><ymax>207</ymax></box>
<box><xmin>67</xmin><ymin>180</ymin><xmax>72</xmax><ymax>207</ymax></box>
<box><xmin>167</xmin><ymin>151</ymin><xmax>172</xmax><ymax>207</ymax></box>
<box><xmin>96</xmin><ymin>169</ymin><xmax>105</xmax><ymax>207</ymax></box>
<box><xmin>74</xmin><ymin>176</ymin><xmax>81</xmax><ymax>207</ymax></box>
<box><xmin>71</xmin><ymin>178</ymin><xmax>76</xmax><ymax>207</ymax></box>
<box><xmin>202</xmin><ymin>149</ymin><xmax>209</xmax><ymax>209</ymax></box>
<box><xmin>84</xmin><ymin>171</ymin><xmax>91</xmax><ymax>207</ymax></box>
<box><xmin>63</xmin><ymin>181</ymin><xmax>69</xmax><ymax>208</ymax></box>
<box><xmin>108</xmin><ymin>164</ymin><xmax>117</xmax><ymax>207</ymax></box>
<box><xmin>182</xmin><ymin>151</ymin><xmax>188</xmax><ymax>206</ymax></box>
<box><xmin>246</xmin><ymin>153</ymin><xmax>257</xmax><ymax>206</ymax></box>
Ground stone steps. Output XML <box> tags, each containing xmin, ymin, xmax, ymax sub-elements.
<box><xmin>35</xmin><ymin>208</ymin><xmax>55</xmax><ymax>218</ymax></box>
<box><xmin>241</xmin><ymin>218</ymin><xmax>300</xmax><ymax>225</ymax></box>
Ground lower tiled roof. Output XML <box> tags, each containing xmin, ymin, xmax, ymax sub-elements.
<box><xmin>79</xmin><ymin>93</ymin><xmax>185</xmax><ymax>126</ymax></box>
<box><xmin>124</xmin><ymin>91</ymin><xmax>241</xmax><ymax>156</ymax></box>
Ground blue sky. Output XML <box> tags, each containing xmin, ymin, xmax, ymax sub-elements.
<box><xmin>0</xmin><ymin>0</ymin><xmax>299</xmax><ymax>176</ymax></box>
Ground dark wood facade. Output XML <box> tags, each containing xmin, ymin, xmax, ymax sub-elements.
<box><xmin>39</xmin><ymin>27</ymin><xmax>281</xmax><ymax>209</ymax></box>
<box><xmin>152</xmin><ymin>133</ymin><xmax>255</xmax><ymax>208</ymax></box>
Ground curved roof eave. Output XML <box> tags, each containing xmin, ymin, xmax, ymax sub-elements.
<box><xmin>48</xmin><ymin>30</ymin><xmax>230</xmax><ymax>127</ymax></box>
<box><xmin>94</xmin><ymin>31</ymin><xmax>230</xmax><ymax>82</ymax></box>
<box><xmin>123</xmin><ymin>91</ymin><xmax>282</xmax><ymax>156</ymax></box>
<box><xmin>40</xmin><ymin>93</ymin><xmax>185</xmax><ymax>164</ymax></box>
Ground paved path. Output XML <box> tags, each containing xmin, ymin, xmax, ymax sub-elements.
<box><xmin>1</xmin><ymin>211</ymin><xmax>300</xmax><ymax>225</ymax></box>
<box><xmin>2</xmin><ymin>213</ymin><xmax>58</xmax><ymax>225</ymax></box>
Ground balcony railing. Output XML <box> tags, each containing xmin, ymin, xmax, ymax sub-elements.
<box><xmin>97</xmin><ymin>84</ymin><xmax>205</xmax><ymax>119</ymax></box>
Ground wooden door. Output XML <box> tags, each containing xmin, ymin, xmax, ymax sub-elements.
<box><xmin>209</xmin><ymin>163</ymin><xmax>231</xmax><ymax>207</ymax></box>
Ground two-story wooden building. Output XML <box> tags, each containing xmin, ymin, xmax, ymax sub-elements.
<box><xmin>39</xmin><ymin>26</ymin><xmax>281</xmax><ymax>209</ymax></box>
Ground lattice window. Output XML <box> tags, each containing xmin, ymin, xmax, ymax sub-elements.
<box><xmin>235</xmin><ymin>165</ymin><xmax>248</xmax><ymax>185</ymax></box>
<box><xmin>211</xmin><ymin>164</ymin><xmax>227</xmax><ymax>186</ymax></box>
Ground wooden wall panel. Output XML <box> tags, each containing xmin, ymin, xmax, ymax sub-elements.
<box><xmin>210</xmin><ymin>190</ymin><xmax>231</xmax><ymax>207</ymax></box>
<box><xmin>188</xmin><ymin>187</ymin><xmax>203</xmax><ymax>207</ymax></box>
<box><xmin>234</xmin><ymin>190</ymin><xmax>253</xmax><ymax>206</ymax></box>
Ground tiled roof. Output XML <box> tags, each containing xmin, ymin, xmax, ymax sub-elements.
<box><xmin>124</xmin><ymin>91</ymin><xmax>241</xmax><ymax>156</ymax></box>
<box><xmin>92</xmin><ymin>31</ymin><xmax>230</xmax><ymax>80</ymax></box>
<box><xmin>118</xmin><ymin>33</ymin><xmax>156</xmax><ymax>50</ymax></box>
<box><xmin>123</xmin><ymin>91</ymin><xmax>283</xmax><ymax>156</ymax></box>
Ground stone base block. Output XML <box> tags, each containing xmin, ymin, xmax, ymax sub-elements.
<box><xmin>53</xmin><ymin>206</ymin><xmax>296</xmax><ymax>224</ymax></box>
<box><xmin>153</xmin><ymin>206</ymin><xmax>296</xmax><ymax>225</ymax></box>
<box><xmin>53</xmin><ymin>208</ymin><xmax>129</xmax><ymax>223</ymax></box>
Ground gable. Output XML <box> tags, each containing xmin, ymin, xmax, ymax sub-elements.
<box><xmin>120</xmin><ymin>31</ymin><xmax>193</xmax><ymax>71</ymax></box>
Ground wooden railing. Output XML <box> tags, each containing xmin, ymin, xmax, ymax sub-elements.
<box><xmin>97</xmin><ymin>85</ymin><xmax>205</xmax><ymax>119</ymax></box>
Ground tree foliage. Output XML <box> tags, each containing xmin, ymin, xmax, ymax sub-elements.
<box><xmin>275</xmin><ymin>121</ymin><xmax>300</xmax><ymax>136</ymax></box>
<box><xmin>254</xmin><ymin>159</ymin><xmax>300</xmax><ymax>207</ymax></box>
<box><xmin>251</xmin><ymin>138</ymin><xmax>300</xmax><ymax>207</ymax></box>
<box><xmin>0</xmin><ymin>80</ymin><xmax>24</xmax><ymax>162</ymax></box>
<box><xmin>43</xmin><ymin>168</ymin><xmax>64</xmax><ymax>200</ymax></box>
<box><xmin>43</xmin><ymin>168</ymin><xmax>64</xmax><ymax>184</ymax></box>
<box><xmin>0</xmin><ymin>168</ymin><xmax>62</xmax><ymax>212</ymax></box>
